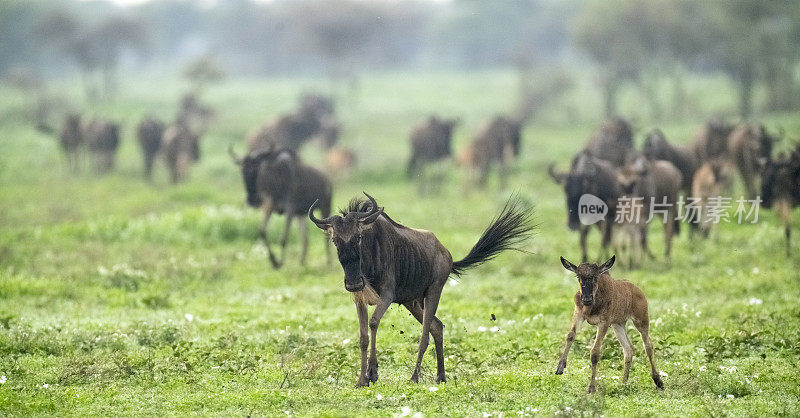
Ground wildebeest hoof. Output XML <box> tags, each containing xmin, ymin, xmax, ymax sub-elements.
<box><xmin>410</xmin><ymin>373</ymin><xmax>419</xmax><ymax>383</ymax></box>
<box><xmin>357</xmin><ymin>378</ymin><xmax>370</xmax><ymax>388</ymax></box>
<box><xmin>367</xmin><ymin>366</ymin><xmax>378</xmax><ymax>384</ymax></box>
<box><xmin>555</xmin><ymin>362</ymin><xmax>565</xmax><ymax>375</ymax></box>
<box><xmin>654</xmin><ymin>375</ymin><xmax>664</xmax><ymax>390</ymax></box>
<box><xmin>587</xmin><ymin>384</ymin><xmax>596</xmax><ymax>394</ymax></box>
<box><xmin>436</xmin><ymin>374</ymin><xmax>446</xmax><ymax>384</ymax></box>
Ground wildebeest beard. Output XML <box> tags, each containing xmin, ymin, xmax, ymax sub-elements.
<box><xmin>337</xmin><ymin>239</ymin><xmax>365</xmax><ymax>292</ymax></box>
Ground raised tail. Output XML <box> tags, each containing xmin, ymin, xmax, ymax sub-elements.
<box><xmin>451</xmin><ymin>196</ymin><xmax>536</xmax><ymax>276</ymax></box>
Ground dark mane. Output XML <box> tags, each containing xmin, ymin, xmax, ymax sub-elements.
<box><xmin>338</xmin><ymin>197</ymin><xmax>408</xmax><ymax>229</ymax></box>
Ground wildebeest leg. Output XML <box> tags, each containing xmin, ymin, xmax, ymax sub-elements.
<box><xmin>355</xmin><ymin>302</ymin><xmax>370</xmax><ymax>387</ymax></box>
<box><xmin>663</xmin><ymin>211</ymin><xmax>674</xmax><ymax>260</ymax></box>
<box><xmin>268</xmin><ymin>213</ymin><xmax>294</xmax><ymax>269</ymax></box>
<box><xmin>411</xmin><ymin>287</ymin><xmax>443</xmax><ymax>383</ymax></box>
<box><xmin>641</xmin><ymin>226</ymin><xmax>655</xmax><ymax>260</ymax></box>
<box><xmin>634</xmin><ymin>316</ymin><xmax>663</xmax><ymax>389</ymax></box>
<box><xmin>298</xmin><ymin>215</ymin><xmax>309</xmax><ymax>266</ymax></box>
<box><xmin>587</xmin><ymin>323</ymin><xmax>609</xmax><ymax>394</ymax></box>
<box><xmin>556</xmin><ymin>306</ymin><xmax>583</xmax><ymax>375</ymax></box>
<box><xmin>367</xmin><ymin>297</ymin><xmax>392</xmax><ymax>384</ymax></box>
<box><xmin>612</xmin><ymin>323</ymin><xmax>633</xmax><ymax>384</ymax></box>
<box><xmin>600</xmin><ymin>221</ymin><xmax>613</xmax><ymax>261</ymax></box>
<box><xmin>579</xmin><ymin>227</ymin><xmax>589</xmax><ymax>263</ymax></box>
<box><xmin>785</xmin><ymin>225</ymin><xmax>791</xmax><ymax>257</ymax></box>
<box><xmin>404</xmin><ymin>300</ymin><xmax>446</xmax><ymax>383</ymax></box>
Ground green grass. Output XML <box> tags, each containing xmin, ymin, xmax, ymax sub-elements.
<box><xmin>1</xmin><ymin>70</ymin><xmax>799</xmax><ymax>416</ymax></box>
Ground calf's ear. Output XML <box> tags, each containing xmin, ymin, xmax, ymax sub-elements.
<box><xmin>599</xmin><ymin>255</ymin><xmax>615</xmax><ymax>274</ymax></box>
<box><xmin>560</xmin><ymin>256</ymin><xmax>578</xmax><ymax>273</ymax></box>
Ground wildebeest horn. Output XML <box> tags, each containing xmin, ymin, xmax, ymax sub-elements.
<box><xmin>548</xmin><ymin>163</ymin><xmax>567</xmax><ymax>185</ymax></box>
<box><xmin>228</xmin><ymin>144</ymin><xmax>243</xmax><ymax>166</ymax></box>
<box><xmin>357</xmin><ymin>192</ymin><xmax>383</xmax><ymax>224</ymax></box>
<box><xmin>308</xmin><ymin>199</ymin><xmax>332</xmax><ymax>228</ymax></box>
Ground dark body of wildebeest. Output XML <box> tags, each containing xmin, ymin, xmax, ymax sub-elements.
<box><xmin>690</xmin><ymin>117</ymin><xmax>734</xmax><ymax>163</ymax></box>
<box><xmin>308</xmin><ymin>193</ymin><xmax>534</xmax><ymax>386</ymax></box>
<box><xmin>406</xmin><ymin>116</ymin><xmax>458</xmax><ymax>177</ymax></box>
<box><xmin>137</xmin><ymin>116</ymin><xmax>166</xmax><ymax>180</ymax></box>
<box><xmin>247</xmin><ymin>93</ymin><xmax>337</xmax><ymax>153</ymax></box>
<box><xmin>162</xmin><ymin>119</ymin><xmax>200</xmax><ymax>183</ymax></box>
<box><xmin>727</xmin><ymin>123</ymin><xmax>774</xmax><ymax>199</ymax></box>
<box><xmin>760</xmin><ymin>146</ymin><xmax>800</xmax><ymax>256</ymax></box>
<box><xmin>82</xmin><ymin>118</ymin><xmax>120</xmax><ymax>174</ymax></box>
<box><xmin>642</xmin><ymin>129</ymin><xmax>698</xmax><ymax>194</ymax></box>
<box><xmin>463</xmin><ymin>116</ymin><xmax>522</xmax><ymax>186</ymax></box>
<box><xmin>583</xmin><ymin>117</ymin><xmax>635</xmax><ymax>167</ymax></box>
<box><xmin>59</xmin><ymin>113</ymin><xmax>83</xmax><ymax>172</ymax></box>
<box><xmin>230</xmin><ymin>144</ymin><xmax>332</xmax><ymax>268</ymax></box>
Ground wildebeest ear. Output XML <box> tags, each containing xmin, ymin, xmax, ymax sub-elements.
<box><xmin>599</xmin><ymin>255</ymin><xmax>615</xmax><ymax>274</ymax></box>
<box><xmin>560</xmin><ymin>256</ymin><xmax>577</xmax><ymax>273</ymax></box>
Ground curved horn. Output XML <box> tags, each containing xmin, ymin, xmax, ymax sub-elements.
<box><xmin>308</xmin><ymin>199</ymin><xmax>331</xmax><ymax>229</ymax></box>
<box><xmin>358</xmin><ymin>192</ymin><xmax>383</xmax><ymax>224</ymax></box>
<box><xmin>228</xmin><ymin>144</ymin><xmax>243</xmax><ymax>166</ymax></box>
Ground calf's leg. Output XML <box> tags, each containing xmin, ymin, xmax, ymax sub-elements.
<box><xmin>634</xmin><ymin>318</ymin><xmax>664</xmax><ymax>389</ymax></box>
<box><xmin>612</xmin><ymin>323</ymin><xmax>633</xmax><ymax>383</ymax></box>
<box><xmin>556</xmin><ymin>307</ymin><xmax>583</xmax><ymax>375</ymax></box>
<box><xmin>587</xmin><ymin>323</ymin><xmax>609</xmax><ymax>393</ymax></box>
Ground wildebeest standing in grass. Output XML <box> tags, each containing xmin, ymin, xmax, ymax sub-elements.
<box><xmin>460</xmin><ymin>116</ymin><xmax>521</xmax><ymax>187</ymax></box>
<box><xmin>137</xmin><ymin>116</ymin><xmax>166</xmax><ymax>180</ymax></box>
<box><xmin>691</xmin><ymin>159</ymin><xmax>734</xmax><ymax>238</ymax></box>
<box><xmin>557</xmin><ymin>256</ymin><xmax>664</xmax><ymax>393</ymax></box>
<box><xmin>308</xmin><ymin>193</ymin><xmax>534</xmax><ymax>386</ymax></box>
<box><xmin>162</xmin><ymin>118</ymin><xmax>200</xmax><ymax>183</ymax></box>
<box><xmin>642</xmin><ymin>129</ymin><xmax>698</xmax><ymax>195</ymax></box>
<box><xmin>230</xmin><ymin>144</ymin><xmax>332</xmax><ymax>268</ymax></box>
<box><xmin>549</xmin><ymin>152</ymin><xmax>621</xmax><ymax>262</ymax></box>
<box><xmin>760</xmin><ymin>149</ymin><xmax>800</xmax><ymax>256</ymax></box>
<box><xmin>690</xmin><ymin>117</ymin><xmax>734</xmax><ymax>163</ymax></box>
<box><xmin>82</xmin><ymin>118</ymin><xmax>120</xmax><ymax>174</ymax></box>
<box><xmin>584</xmin><ymin>117</ymin><xmax>635</xmax><ymax>167</ymax></box>
<box><xmin>727</xmin><ymin>123</ymin><xmax>774</xmax><ymax>199</ymax></box>
<box><xmin>247</xmin><ymin>93</ymin><xmax>336</xmax><ymax>153</ymax></box>
<box><xmin>406</xmin><ymin>116</ymin><xmax>459</xmax><ymax>177</ymax></box>
<box><xmin>59</xmin><ymin>113</ymin><xmax>83</xmax><ymax>172</ymax></box>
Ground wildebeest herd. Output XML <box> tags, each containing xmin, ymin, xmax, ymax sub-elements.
<box><xmin>45</xmin><ymin>90</ymin><xmax>799</xmax><ymax>393</ymax></box>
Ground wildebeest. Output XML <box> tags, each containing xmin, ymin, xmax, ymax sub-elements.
<box><xmin>461</xmin><ymin>116</ymin><xmax>521</xmax><ymax>186</ymax></box>
<box><xmin>162</xmin><ymin>119</ymin><xmax>200</xmax><ymax>183</ymax></box>
<box><xmin>616</xmin><ymin>156</ymin><xmax>683</xmax><ymax>261</ymax></box>
<box><xmin>642</xmin><ymin>129</ymin><xmax>698</xmax><ymax>194</ymax></box>
<box><xmin>690</xmin><ymin>117</ymin><xmax>734</xmax><ymax>163</ymax></box>
<box><xmin>727</xmin><ymin>123</ymin><xmax>774</xmax><ymax>199</ymax></box>
<box><xmin>557</xmin><ymin>256</ymin><xmax>664</xmax><ymax>393</ymax></box>
<box><xmin>82</xmin><ymin>118</ymin><xmax>120</xmax><ymax>174</ymax></box>
<box><xmin>549</xmin><ymin>151</ymin><xmax>621</xmax><ymax>262</ymax></box>
<box><xmin>247</xmin><ymin>93</ymin><xmax>336</xmax><ymax>153</ymax></box>
<box><xmin>691</xmin><ymin>159</ymin><xmax>734</xmax><ymax>238</ymax></box>
<box><xmin>308</xmin><ymin>193</ymin><xmax>534</xmax><ymax>386</ymax></box>
<box><xmin>177</xmin><ymin>92</ymin><xmax>214</xmax><ymax>139</ymax></box>
<box><xmin>137</xmin><ymin>116</ymin><xmax>166</xmax><ymax>180</ymax></box>
<box><xmin>407</xmin><ymin>116</ymin><xmax>459</xmax><ymax>177</ymax></box>
<box><xmin>760</xmin><ymin>149</ymin><xmax>800</xmax><ymax>256</ymax></box>
<box><xmin>325</xmin><ymin>146</ymin><xmax>357</xmax><ymax>179</ymax></box>
<box><xmin>59</xmin><ymin>113</ymin><xmax>83</xmax><ymax>172</ymax></box>
<box><xmin>583</xmin><ymin>117</ymin><xmax>635</xmax><ymax>167</ymax></box>
<box><xmin>230</xmin><ymin>144</ymin><xmax>332</xmax><ymax>268</ymax></box>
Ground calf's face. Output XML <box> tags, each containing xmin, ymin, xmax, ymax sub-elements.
<box><xmin>560</xmin><ymin>256</ymin><xmax>615</xmax><ymax>306</ymax></box>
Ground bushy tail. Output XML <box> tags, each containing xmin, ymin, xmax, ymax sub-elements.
<box><xmin>451</xmin><ymin>196</ymin><xmax>536</xmax><ymax>276</ymax></box>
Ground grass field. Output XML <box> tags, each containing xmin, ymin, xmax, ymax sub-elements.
<box><xmin>1</xmin><ymin>70</ymin><xmax>799</xmax><ymax>416</ymax></box>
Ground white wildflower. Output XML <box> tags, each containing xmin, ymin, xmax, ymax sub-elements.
<box><xmin>489</xmin><ymin>326</ymin><xmax>500</xmax><ymax>333</ymax></box>
<box><xmin>400</xmin><ymin>406</ymin><xmax>411</xmax><ymax>417</ymax></box>
<box><xmin>342</xmin><ymin>339</ymin><xmax>351</xmax><ymax>345</ymax></box>
<box><xmin>748</xmin><ymin>298</ymin><xmax>762</xmax><ymax>305</ymax></box>
<box><xmin>660</xmin><ymin>371</ymin><xmax>668</xmax><ymax>377</ymax></box>
<box><xmin>429</xmin><ymin>386</ymin><xmax>439</xmax><ymax>392</ymax></box>
<box><xmin>727</xmin><ymin>394</ymin><xmax>735</xmax><ymax>399</ymax></box>
<box><xmin>0</xmin><ymin>375</ymin><xmax>6</xmax><ymax>384</ymax></box>
<box><xmin>376</xmin><ymin>394</ymin><xmax>383</xmax><ymax>400</ymax></box>
<box><xmin>184</xmin><ymin>313</ymin><xmax>194</xmax><ymax>322</ymax></box>
<box><xmin>751</xmin><ymin>267</ymin><xmax>759</xmax><ymax>274</ymax></box>
<box><xmin>478</xmin><ymin>326</ymin><xmax>487</xmax><ymax>332</ymax></box>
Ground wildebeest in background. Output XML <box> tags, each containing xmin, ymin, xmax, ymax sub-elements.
<box><xmin>549</xmin><ymin>152</ymin><xmax>621</xmax><ymax>262</ymax></box>
<box><xmin>691</xmin><ymin>159</ymin><xmax>734</xmax><ymax>238</ymax></box>
<box><xmin>583</xmin><ymin>117</ymin><xmax>635</xmax><ymax>167</ymax></box>
<box><xmin>642</xmin><ymin>129</ymin><xmax>697</xmax><ymax>194</ymax></box>
<box><xmin>690</xmin><ymin>117</ymin><xmax>734</xmax><ymax>163</ymax></box>
<box><xmin>308</xmin><ymin>193</ymin><xmax>534</xmax><ymax>386</ymax></box>
<box><xmin>137</xmin><ymin>116</ymin><xmax>166</xmax><ymax>180</ymax></box>
<box><xmin>82</xmin><ymin>118</ymin><xmax>120</xmax><ymax>174</ymax></box>
<box><xmin>177</xmin><ymin>92</ymin><xmax>214</xmax><ymax>139</ymax></box>
<box><xmin>557</xmin><ymin>256</ymin><xmax>664</xmax><ymax>393</ymax></box>
<box><xmin>760</xmin><ymin>149</ymin><xmax>800</xmax><ymax>256</ymax></box>
<box><xmin>325</xmin><ymin>146</ymin><xmax>357</xmax><ymax>179</ymax></box>
<box><xmin>247</xmin><ymin>93</ymin><xmax>337</xmax><ymax>153</ymax></box>
<box><xmin>727</xmin><ymin>123</ymin><xmax>774</xmax><ymax>199</ymax></box>
<box><xmin>230</xmin><ymin>144</ymin><xmax>332</xmax><ymax>268</ymax></box>
<box><xmin>406</xmin><ymin>116</ymin><xmax>459</xmax><ymax>177</ymax></box>
<box><xmin>59</xmin><ymin>113</ymin><xmax>83</xmax><ymax>172</ymax></box>
<box><xmin>460</xmin><ymin>116</ymin><xmax>521</xmax><ymax>187</ymax></box>
<box><xmin>162</xmin><ymin>118</ymin><xmax>200</xmax><ymax>183</ymax></box>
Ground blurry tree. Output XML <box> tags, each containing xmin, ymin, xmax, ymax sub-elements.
<box><xmin>182</xmin><ymin>54</ymin><xmax>225</xmax><ymax>93</ymax></box>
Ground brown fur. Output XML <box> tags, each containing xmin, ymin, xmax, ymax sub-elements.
<box><xmin>584</xmin><ymin>118</ymin><xmax>634</xmax><ymax>167</ymax></box>
<box><xmin>690</xmin><ymin>118</ymin><xmax>734</xmax><ymax>164</ymax></box>
<box><xmin>761</xmin><ymin>152</ymin><xmax>800</xmax><ymax>255</ymax></box>
<box><xmin>464</xmin><ymin>116</ymin><xmax>521</xmax><ymax>187</ymax></box>
<box><xmin>691</xmin><ymin>159</ymin><xmax>734</xmax><ymax>238</ymax></box>
<box><xmin>82</xmin><ymin>118</ymin><xmax>120</xmax><ymax>174</ymax></box>
<box><xmin>162</xmin><ymin>121</ymin><xmax>199</xmax><ymax>184</ymax></box>
<box><xmin>727</xmin><ymin>123</ymin><xmax>773</xmax><ymax>199</ymax></box>
<box><xmin>325</xmin><ymin>146</ymin><xmax>357</xmax><ymax>178</ymax></box>
<box><xmin>557</xmin><ymin>256</ymin><xmax>663</xmax><ymax>393</ymax></box>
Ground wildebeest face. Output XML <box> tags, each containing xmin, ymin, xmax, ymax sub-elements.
<box><xmin>561</xmin><ymin>256</ymin><xmax>615</xmax><ymax>306</ymax></box>
<box><xmin>309</xmin><ymin>193</ymin><xmax>383</xmax><ymax>293</ymax></box>
<box><xmin>240</xmin><ymin>154</ymin><xmax>267</xmax><ymax>207</ymax></box>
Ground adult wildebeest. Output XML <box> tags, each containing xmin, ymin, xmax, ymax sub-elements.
<box><xmin>690</xmin><ymin>117</ymin><xmax>734</xmax><ymax>163</ymax></box>
<box><xmin>247</xmin><ymin>93</ymin><xmax>336</xmax><ymax>153</ymax></box>
<box><xmin>460</xmin><ymin>116</ymin><xmax>521</xmax><ymax>187</ymax></box>
<box><xmin>642</xmin><ymin>129</ymin><xmax>697</xmax><ymax>194</ymax></box>
<box><xmin>557</xmin><ymin>255</ymin><xmax>664</xmax><ymax>393</ymax></box>
<box><xmin>549</xmin><ymin>151</ymin><xmax>621</xmax><ymax>262</ymax></box>
<box><xmin>308</xmin><ymin>193</ymin><xmax>534</xmax><ymax>386</ymax></box>
<box><xmin>584</xmin><ymin>117</ymin><xmax>635</xmax><ymax>167</ymax></box>
<box><xmin>760</xmin><ymin>149</ymin><xmax>800</xmax><ymax>256</ymax></box>
<box><xmin>407</xmin><ymin>116</ymin><xmax>459</xmax><ymax>177</ymax></box>
<box><xmin>59</xmin><ymin>113</ymin><xmax>83</xmax><ymax>172</ymax></box>
<box><xmin>727</xmin><ymin>123</ymin><xmax>774</xmax><ymax>199</ymax></box>
<box><xmin>137</xmin><ymin>116</ymin><xmax>166</xmax><ymax>180</ymax></box>
<box><xmin>230</xmin><ymin>144</ymin><xmax>332</xmax><ymax>268</ymax></box>
<box><xmin>162</xmin><ymin>118</ymin><xmax>200</xmax><ymax>183</ymax></box>
<box><xmin>82</xmin><ymin>118</ymin><xmax>120</xmax><ymax>174</ymax></box>
<box><xmin>177</xmin><ymin>92</ymin><xmax>214</xmax><ymax>140</ymax></box>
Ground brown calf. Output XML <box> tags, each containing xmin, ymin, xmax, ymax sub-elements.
<box><xmin>556</xmin><ymin>255</ymin><xmax>664</xmax><ymax>393</ymax></box>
